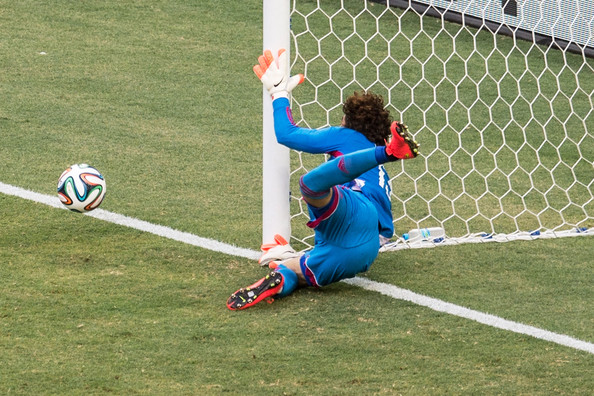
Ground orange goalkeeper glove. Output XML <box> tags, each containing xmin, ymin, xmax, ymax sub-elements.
<box><xmin>253</xmin><ymin>49</ymin><xmax>304</xmax><ymax>100</ymax></box>
<box><xmin>258</xmin><ymin>234</ymin><xmax>300</xmax><ymax>267</ymax></box>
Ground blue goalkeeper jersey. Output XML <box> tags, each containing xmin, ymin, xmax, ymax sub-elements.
<box><xmin>272</xmin><ymin>97</ymin><xmax>394</xmax><ymax>239</ymax></box>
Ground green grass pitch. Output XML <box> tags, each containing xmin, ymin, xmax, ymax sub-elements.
<box><xmin>1</xmin><ymin>1</ymin><xmax>592</xmax><ymax>394</ymax></box>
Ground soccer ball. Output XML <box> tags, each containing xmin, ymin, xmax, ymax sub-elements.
<box><xmin>57</xmin><ymin>164</ymin><xmax>106</xmax><ymax>212</ymax></box>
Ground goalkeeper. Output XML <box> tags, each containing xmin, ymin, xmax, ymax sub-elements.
<box><xmin>227</xmin><ymin>49</ymin><xmax>419</xmax><ymax>310</ymax></box>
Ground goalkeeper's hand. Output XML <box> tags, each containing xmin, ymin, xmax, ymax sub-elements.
<box><xmin>253</xmin><ymin>49</ymin><xmax>304</xmax><ymax>100</ymax></box>
<box><xmin>258</xmin><ymin>234</ymin><xmax>300</xmax><ymax>267</ymax></box>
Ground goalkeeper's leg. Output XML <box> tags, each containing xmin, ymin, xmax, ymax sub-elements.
<box><xmin>299</xmin><ymin>146</ymin><xmax>385</xmax><ymax>207</ymax></box>
<box><xmin>300</xmin><ymin>131</ymin><xmax>418</xmax><ymax>208</ymax></box>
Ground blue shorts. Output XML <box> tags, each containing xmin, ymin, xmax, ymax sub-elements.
<box><xmin>300</xmin><ymin>186</ymin><xmax>380</xmax><ymax>287</ymax></box>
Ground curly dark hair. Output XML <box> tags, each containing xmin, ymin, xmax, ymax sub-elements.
<box><xmin>342</xmin><ymin>91</ymin><xmax>392</xmax><ymax>145</ymax></box>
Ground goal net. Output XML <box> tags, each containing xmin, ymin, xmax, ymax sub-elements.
<box><xmin>263</xmin><ymin>0</ymin><xmax>593</xmax><ymax>249</ymax></box>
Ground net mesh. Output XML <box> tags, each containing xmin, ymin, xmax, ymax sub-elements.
<box><xmin>287</xmin><ymin>0</ymin><xmax>593</xmax><ymax>249</ymax></box>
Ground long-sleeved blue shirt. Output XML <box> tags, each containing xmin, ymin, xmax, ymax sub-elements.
<box><xmin>272</xmin><ymin>97</ymin><xmax>394</xmax><ymax>239</ymax></box>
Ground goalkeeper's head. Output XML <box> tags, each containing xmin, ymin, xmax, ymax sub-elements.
<box><xmin>341</xmin><ymin>91</ymin><xmax>392</xmax><ymax>145</ymax></box>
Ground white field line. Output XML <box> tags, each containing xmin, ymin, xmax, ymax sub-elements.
<box><xmin>342</xmin><ymin>277</ymin><xmax>594</xmax><ymax>354</ymax></box>
<box><xmin>1</xmin><ymin>181</ymin><xmax>593</xmax><ymax>355</ymax></box>
<box><xmin>0</xmin><ymin>182</ymin><xmax>260</xmax><ymax>260</ymax></box>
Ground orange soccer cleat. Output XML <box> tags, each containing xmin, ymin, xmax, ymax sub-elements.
<box><xmin>385</xmin><ymin>121</ymin><xmax>419</xmax><ymax>160</ymax></box>
<box><xmin>227</xmin><ymin>271</ymin><xmax>284</xmax><ymax>310</ymax></box>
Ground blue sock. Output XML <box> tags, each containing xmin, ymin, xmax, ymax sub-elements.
<box><xmin>300</xmin><ymin>147</ymin><xmax>382</xmax><ymax>195</ymax></box>
<box><xmin>374</xmin><ymin>146</ymin><xmax>390</xmax><ymax>163</ymax></box>
<box><xmin>274</xmin><ymin>264</ymin><xmax>299</xmax><ymax>298</ymax></box>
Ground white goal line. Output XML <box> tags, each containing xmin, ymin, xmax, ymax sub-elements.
<box><xmin>1</xmin><ymin>181</ymin><xmax>592</xmax><ymax>355</ymax></box>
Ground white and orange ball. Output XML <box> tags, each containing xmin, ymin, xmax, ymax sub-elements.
<box><xmin>57</xmin><ymin>164</ymin><xmax>106</xmax><ymax>212</ymax></box>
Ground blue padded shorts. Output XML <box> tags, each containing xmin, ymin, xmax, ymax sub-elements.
<box><xmin>300</xmin><ymin>186</ymin><xmax>380</xmax><ymax>287</ymax></box>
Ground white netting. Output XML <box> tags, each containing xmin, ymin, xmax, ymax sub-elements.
<box><xmin>286</xmin><ymin>0</ymin><xmax>594</xmax><ymax>249</ymax></box>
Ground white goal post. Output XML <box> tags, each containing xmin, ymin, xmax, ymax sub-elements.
<box><xmin>261</xmin><ymin>0</ymin><xmax>292</xmax><ymax>244</ymax></box>
<box><xmin>262</xmin><ymin>0</ymin><xmax>593</xmax><ymax>249</ymax></box>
